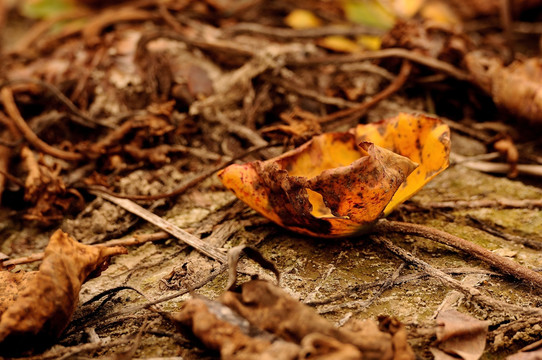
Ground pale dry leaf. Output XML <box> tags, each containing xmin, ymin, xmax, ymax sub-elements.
<box><xmin>430</xmin><ymin>309</ymin><xmax>489</xmax><ymax>360</ymax></box>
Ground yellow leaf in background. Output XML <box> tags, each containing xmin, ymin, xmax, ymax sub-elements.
<box><xmin>343</xmin><ymin>0</ymin><xmax>396</xmax><ymax>30</ymax></box>
<box><xmin>219</xmin><ymin>114</ymin><xmax>450</xmax><ymax>238</ymax></box>
<box><xmin>390</xmin><ymin>0</ymin><xmax>426</xmax><ymax>18</ymax></box>
<box><xmin>22</xmin><ymin>0</ymin><xmax>76</xmax><ymax>19</ymax></box>
<box><xmin>420</xmin><ymin>0</ymin><xmax>460</xmax><ymax>24</ymax></box>
<box><xmin>352</xmin><ymin>113</ymin><xmax>451</xmax><ymax>214</ymax></box>
<box><xmin>357</xmin><ymin>34</ymin><xmax>382</xmax><ymax>50</ymax></box>
<box><xmin>318</xmin><ymin>36</ymin><xmax>362</xmax><ymax>53</ymax></box>
<box><xmin>285</xmin><ymin>9</ymin><xmax>322</xmax><ymax>29</ymax></box>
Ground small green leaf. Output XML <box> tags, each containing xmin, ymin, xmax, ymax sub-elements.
<box><xmin>22</xmin><ymin>0</ymin><xmax>76</xmax><ymax>19</ymax></box>
<box><xmin>343</xmin><ymin>0</ymin><xmax>396</xmax><ymax>30</ymax></box>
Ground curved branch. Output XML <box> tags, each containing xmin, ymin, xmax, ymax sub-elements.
<box><xmin>1</xmin><ymin>87</ymin><xmax>83</xmax><ymax>161</ymax></box>
<box><xmin>288</xmin><ymin>48</ymin><xmax>470</xmax><ymax>82</ymax></box>
<box><xmin>373</xmin><ymin>219</ymin><xmax>542</xmax><ymax>291</ymax></box>
<box><xmin>318</xmin><ymin>60</ymin><xmax>412</xmax><ymax>124</ymax></box>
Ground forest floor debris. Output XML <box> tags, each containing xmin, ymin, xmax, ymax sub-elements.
<box><xmin>1</xmin><ymin>0</ymin><xmax>542</xmax><ymax>358</ymax></box>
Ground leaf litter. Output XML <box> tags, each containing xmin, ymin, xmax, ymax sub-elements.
<box><xmin>0</xmin><ymin>230</ymin><xmax>126</xmax><ymax>356</ymax></box>
<box><xmin>172</xmin><ymin>245</ymin><xmax>415</xmax><ymax>360</ymax></box>
<box><xmin>0</xmin><ymin>0</ymin><xmax>541</xmax><ymax>358</ymax></box>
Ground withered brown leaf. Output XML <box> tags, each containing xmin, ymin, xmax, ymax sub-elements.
<box><xmin>21</xmin><ymin>147</ymin><xmax>84</xmax><ymax>225</ymax></box>
<box><xmin>466</xmin><ymin>52</ymin><xmax>542</xmax><ymax>126</ymax></box>
<box><xmin>0</xmin><ymin>230</ymin><xmax>126</xmax><ymax>355</ymax></box>
<box><xmin>221</xmin><ymin>280</ymin><xmax>403</xmax><ymax>359</ymax></box>
<box><xmin>174</xmin><ymin>279</ymin><xmax>414</xmax><ymax>360</ymax></box>
<box><xmin>172</xmin><ymin>297</ymin><xmax>300</xmax><ymax>360</ymax></box>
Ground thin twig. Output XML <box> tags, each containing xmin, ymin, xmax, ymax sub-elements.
<box><xmin>466</xmin><ymin>215</ymin><xmax>542</xmax><ymax>250</ymax></box>
<box><xmin>452</xmin><ymin>152</ymin><xmax>500</xmax><ymax>164</ymax></box>
<box><xmin>84</xmin><ymin>142</ymin><xmax>278</xmax><ymax>201</ymax></box>
<box><xmin>317</xmin><ymin>60</ymin><xmax>412</xmax><ymax>123</ymax></box>
<box><xmin>89</xmin><ymin>189</ymin><xmax>227</xmax><ymax>263</ymax></box>
<box><xmin>82</xmin><ymin>8</ymin><xmax>156</xmax><ymax>46</ymax></box>
<box><xmin>338</xmin><ymin>62</ymin><xmax>396</xmax><ymax>81</ymax></box>
<box><xmin>226</xmin><ymin>22</ymin><xmax>384</xmax><ymax>38</ymax></box>
<box><xmin>0</xmin><ymin>111</ymin><xmax>19</xmax><ymax>202</ymax></box>
<box><xmin>213</xmin><ymin>110</ymin><xmax>268</xmax><ymax>147</ymax></box>
<box><xmin>68</xmin><ymin>263</ymin><xmax>229</xmax><ymax>334</ymax></box>
<box><xmin>136</xmin><ymin>29</ymin><xmax>255</xmax><ymax>60</ymax></box>
<box><xmin>287</xmin><ymin>48</ymin><xmax>470</xmax><ymax>81</ymax></box>
<box><xmin>264</xmin><ymin>74</ymin><xmax>359</xmax><ymax>108</ymax></box>
<box><xmin>317</xmin><ymin>262</ymin><xmax>405</xmax><ymax>314</ymax></box>
<box><xmin>459</xmin><ymin>160</ymin><xmax>542</xmax><ymax>177</ymax></box>
<box><xmin>443</xmin><ymin>118</ymin><xmax>493</xmax><ymax>143</ymax></box>
<box><xmin>305</xmin><ymin>267</ymin><xmax>501</xmax><ymax>306</ymax></box>
<box><xmin>512</xmin><ymin>21</ymin><xmax>542</xmax><ymax>33</ymax></box>
<box><xmin>304</xmin><ymin>265</ymin><xmax>336</xmax><ymax>304</ymax></box>
<box><xmin>0</xmin><ymin>232</ymin><xmax>170</xmax><ymax>268</ymax></box>
<box><xmin>373</xmin><ymin>220</ymin><xmax>542</xmax><ymax>291</ymax></box>
<box><xmin>4</xmin><ymin>78</ymin><xmax>108</xmax><ymax>128</ymax></box>
<box><xmin>432</xmin><ymin>273</ymin><xmax>488</xmax><ymax>318</ymax></box>
<box><xmin>370</xmin><ymin>234</ymin><xmax>542</xmax><ymax>316</ymax></box>
<box><xmin>0</xmin><ymin>87</ymin><xmax>84</xmax><ymax>161</ymax></box>
<box><xmin>157</xmin><ymin>3</ymin><xmax>185</xmax><ymax>32</ymax></box>
<box><xmin>413</xmin><ymin>198</ymin><xmax>542</xmax><ymax>210</ymax></box>
<box><xmin>17</xmin><ymin>338</ymin><xmax>131</xmax><ymax>360</ymax></box>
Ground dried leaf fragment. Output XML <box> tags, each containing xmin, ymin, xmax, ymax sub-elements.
<box><xmin>173</xmin><ymin>280</ymin><xmax>414</xmax><ymax>360</ymax></box>
<box><xmin>172</xmin><ymin>297</ymin><xmax>299</xmax><ymax>360</ymax></box>
<box><xmin>0</xmin><ymin>230</ymin><xmax>126</xmax><ymax>355</ymax></box>
<box><xmin>221</xmin><ymin>280</ymin><xmax>399</xmax><ymax>359</ymax></box>
<box><xmin>465</xmin><ymin>52</ymin><xmax>542</xmax><ymax>126</ymax></box>
<box><xmin>21</xmin><ymin>146</ymin><xmax>85</xmax><ymax>224</ymax></box>
<box><xmin>430</xmin><ymin>310</ymin><xmax>489</xmax><ymax>360</ymax></box>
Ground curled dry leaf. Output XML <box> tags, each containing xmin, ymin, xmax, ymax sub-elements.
<box><xmin>173</xmin><ymin>280</ymin><xmax>414</xmax><ymax>360</ymax></box>
<box><xmin>465</xmin><ymin>52</ymin><xmax>542</xmax><ymax>126</ymax></box>
<box><xmin>430</xmin><ymin>310</ymin><xmax>489</xmax><ymax>360</ymax></box>
<box><xmin>0</xmin><ymin>230</ymin><xmax>126</xmax><ymax>355</ymax></box>
<box><xmin>172</xmin><ymin>297</ymin><xmax>300</xmax><ymax>360</ymax></box>
<box><xmin>22</xmin><ymin>146</ymin><xmax>85</xmax><ymax>225</ymax></box>
<box><xmin>218</xmin><ymin>113</ymin><xmax>450</xmax><ymax>237</ymax></box>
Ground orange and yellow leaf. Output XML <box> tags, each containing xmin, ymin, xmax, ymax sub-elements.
<box><xmin>219</xmin><ymin>113</ymin><xmax>450</xmax><ymax>238</ymax></box>
<box><xmin>352</xmin><ymin>113</ymin><xmax>450</xmax><ymax>214</ymax></box>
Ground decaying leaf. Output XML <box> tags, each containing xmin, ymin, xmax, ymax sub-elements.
<box><xmin>22</xmin><ymin>146</ymin><xmax>85</xmax><ymax>225</ymax></box>
<box><xmin>0</xmin><ymin>230</ymin><xmax>126</xmax><ymax>355</ymax></box>
<box><xmin>352</xmin><ymin>113</ymin><xmax>450</xmax><ymax>214</ymax></box>
<box><xmin>465</xmin><ymin>52</ymin><xmax>542</xmax><ymax>126</ymax></box>
<box><xmin>173</xmin><ymin>245</ymin><xmax>414</xmax><ymax>359</ymax></box>
<box><xmin>430</xmin><ymin>310</ymin><xmax>489</xmax><ymax>360</ymax></box>
<box><xmin>173</xmin><ymin>280</ymin><xmax>414</xmax><ymax>360</ymax></box>
<box><xmin>172</xmin><ymin>297</ymin><xmax>300</xmax><ymax>360</ymax></box>
<box><xmin>219</xmin><ymin>113</ymin><xmax>449</xmax><ymax>237</ymax></box>
<box><xmin>261</xmin><ymin>106</ymin><xmax>322</xmax><ymax>145</ymax></box>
